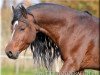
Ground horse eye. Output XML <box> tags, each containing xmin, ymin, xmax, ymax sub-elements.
<box><xmin>20</xmin><ymin>28</ymin><xmax>25</xmax><ymax>31</ymax></box>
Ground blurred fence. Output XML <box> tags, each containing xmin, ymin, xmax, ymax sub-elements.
<box><xmin>0</xmin><ymin>54</ymin><xmax>33</xmax><ymax>75</ymax></box>
<box><xmin>0</xmin><ymin>55</ymin><xmax>99</xmax><ymax>75</ymax></box>
<box><xmin>0</xmin><ymin>53</ymin><xmax>62</xmax><ymax>75</ymax></box>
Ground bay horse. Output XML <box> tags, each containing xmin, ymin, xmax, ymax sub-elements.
<box><xmin>5</xmin><ymin>3</ymin><xmax>99</xmax><ymax>75</ymax></box>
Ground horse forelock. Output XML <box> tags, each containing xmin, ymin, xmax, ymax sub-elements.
<box><xmin>11</xmin><ymin>4</ymin><xmax>32</xmax><ymax>26</ymax></box>
<box><xmin>12</xmin><ymin>10</ymin><xmax>21</xmax><ymax>25</ymax></box>
<box><xmin>11</xmin><ymin>4</ymin><xmax>24</xmax><ymax>25</ymax></box>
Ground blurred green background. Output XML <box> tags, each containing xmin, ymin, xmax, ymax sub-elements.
<box><xmin>1</xmin><ymin>0</ymin><xmax>99</xmax><ymax>75</ymax></box>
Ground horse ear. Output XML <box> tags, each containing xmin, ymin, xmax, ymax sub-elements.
<box><xmin>20</xmin><ymin>5</ymin><xmax>27</xmax><ymax>18</ymax></box>
<box><xmin>12</xmin><ymin>6</ymin><xmax>15</xmax><ymax>13</ymax></box>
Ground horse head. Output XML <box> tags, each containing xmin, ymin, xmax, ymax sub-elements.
<box><xmin>5</xmin><ymin>5</ymin><xmax>37</xmax><ymax>59</ymax></box>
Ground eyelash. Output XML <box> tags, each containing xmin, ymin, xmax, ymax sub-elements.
<box><xmin>20</xmin><ymin>28</ymin><xmax>25</xmax><ymax>31</ymax></box>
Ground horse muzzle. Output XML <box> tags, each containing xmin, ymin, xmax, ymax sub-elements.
<box><xmin>5</xmin><ymin>50</ymin><xmax>20</xmax><ymax>59</ymax></box>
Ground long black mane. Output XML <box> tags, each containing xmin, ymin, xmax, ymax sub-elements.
<box><xmin>31</xmin><ymin>32</ymin><xmax>61</xmax><ymax>69</ymax></box>
<box><xmin>12</xmin><ymin>4</ymin><xmax>61</xmax><ymax>69</ymax></box>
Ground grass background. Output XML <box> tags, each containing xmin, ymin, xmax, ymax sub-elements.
<box><xmin>2</xmin><ymin>67</ymin><xmax>99</xmax><ymax>75</ymax></box>
<box><xmin>1</xmin><ymin>64</ymin><xmax>99</xmax><ymax>75</ymax></box>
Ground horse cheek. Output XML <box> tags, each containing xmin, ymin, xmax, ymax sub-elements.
<box><xmin>26</xmin><ymin>30</ymin><xmax>35</xmax><ymax>43</ymax></box>
<box><xmin>30</xmin><ymin>32</ymin><xmax>36</xmax><ymax>42</ymax></box>
<box><xmin>30</xmin><ymin>29</ymin><xmax>36</xmax><ymax>42</ymax></box>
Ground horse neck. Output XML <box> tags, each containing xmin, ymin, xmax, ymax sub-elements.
<box><xmin>31</xmin><ymin>9</ymin><xmax>68</xmax><ymax>45</ymax></box>
<box><xmin>35</xmin><ymin>18</ymin><xmax>65</xmax><ymax>46</ymax></box>
<box><xmin>37</xmin><ymin>23</ymin><xmax>61</xmax><ymax>45</ymax></box>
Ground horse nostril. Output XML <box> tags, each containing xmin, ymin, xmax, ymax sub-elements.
<box><xmin>7</xmin><ymin>51</ymin><xmax>13</xmax><ymax>58</ymax></box>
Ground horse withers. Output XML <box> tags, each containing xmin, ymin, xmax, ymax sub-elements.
<box><xmin>5</xmin><ymin>3</ymin><xmax>99</xmax><ymax>74</ymax></box>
